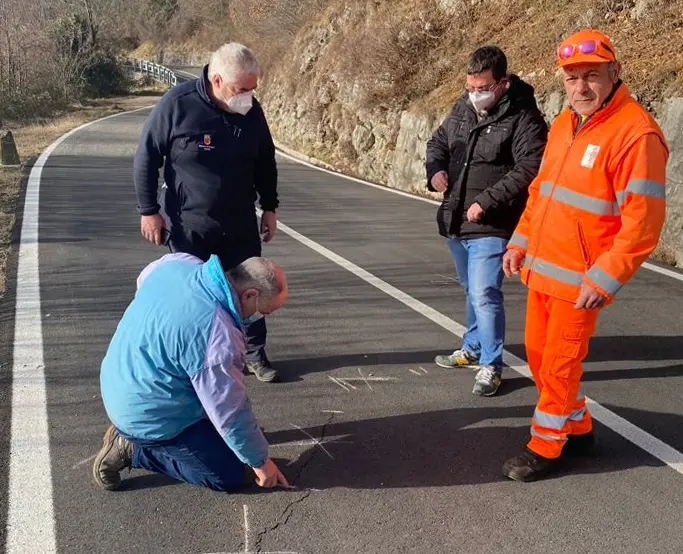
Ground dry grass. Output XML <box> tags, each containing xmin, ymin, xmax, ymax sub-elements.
<box><xmin>408</xmin><ymin>0</ymin><xmax>683</xmax><ymax>116</ymax></box>
<box><xmin>261</xmin><ymin>0</ymin><xmax>682</xmax><ymax>118</ymax></box>
<box><xmin>0</xmin><ymin>93</ymin><xmax>163</xmax><ymax>299</ymax></box>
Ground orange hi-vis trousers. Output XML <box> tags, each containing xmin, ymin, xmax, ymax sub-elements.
<box><xmin>525</xmin><ymin>290</ymin><xmax>600</xmax><ymax>459</ymax></box>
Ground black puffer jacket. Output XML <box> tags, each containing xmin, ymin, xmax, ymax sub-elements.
<box><xmin>425</xmin><ymin>75</ymin><xmax>548</xmax><ymax>239</ymax></box>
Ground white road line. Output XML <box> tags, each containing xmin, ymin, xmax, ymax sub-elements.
<box><xmin>6</xmin><ymin>106</ymin><xmax>154</xmax><ymax>554</ymax></box>
<box><xmin>277</xmin><ymin>149</ymin><xmax>683</xmax><ymax>283</ymax></box>
<box><xmin>276</xmin><ymin>149</ymin><xmax>441</xmax><ymax>207</ymax></box>
<box><xmin>409</xmin><ymin>369</ymin><xmax>423</xmax><ymax>376</ymax></box>
<box><xmin>274</xmin><ymin>217</ymin><xmax>683</xmax><ymax>476</ymax></box>
<box><xmin>321</xmin><ymin>410</ymin><xmax>344</xmax><ymax>414</ymax></box>
<box><xmin>642</xmin><ymin>261</ymin><xmax>683</xmax><ymax>282</ymax></box>
<box><xmin>174</xmin><ymin>69</ymin><xmax>201</xmax><ymax>80</ymax></box>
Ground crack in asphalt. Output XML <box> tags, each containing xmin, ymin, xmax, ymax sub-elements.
<box><xmin>253</xmin><ymin>413</ymin><xmax>335</xmax><ymax>552</ymax></box>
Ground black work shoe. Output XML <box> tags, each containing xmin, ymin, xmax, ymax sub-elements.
<box><xmin>93</xmin><ymin>425</ymin><xmax>134</xmax><ymax>491</ymax></box>
<box><xmin>244</xmin><ymin>358</ymin><xmax>279</xmax><ymax>383</ymax></box>
<box><xmin>502</xmin><ymin>448</ymin><xmax>560</xmax><ymax>482</ymax></box>
<box><xmin>564</xmin><ymin>432</ymin><xmax>596</xmax><ymax>457</ymax></box>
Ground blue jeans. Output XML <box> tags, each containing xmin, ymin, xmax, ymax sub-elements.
<box><xmin>447</xmin><ymin>237</ymin><xmax>507</xmax><ymax>370</ymax></box>
<box><xmin>128</xmin><ymin>419</ymin><xmax>247</xmax><ymax>492</ymax></box>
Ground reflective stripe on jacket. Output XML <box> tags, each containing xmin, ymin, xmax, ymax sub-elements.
<box><xmin>509</xmin><ymin>83</ymin><xmax>668</xmax><ymax>302</ymax></box>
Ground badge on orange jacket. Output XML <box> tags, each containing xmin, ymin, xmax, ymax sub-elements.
<box><xmin>581</xmin><ymin>145</ymin><xmax>600</xmax><ymax>168</ymax></box>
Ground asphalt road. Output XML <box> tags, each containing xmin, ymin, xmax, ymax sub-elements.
<box><xmin>1</xmin><ymin>75</ymin><xmax>683</xmax><ymax>554</ymax></box>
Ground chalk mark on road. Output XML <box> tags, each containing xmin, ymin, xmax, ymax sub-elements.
<box><xmin>290</xmin><ymin>423</ymin><xmax>335</xmax><ymax>460</ymax></box>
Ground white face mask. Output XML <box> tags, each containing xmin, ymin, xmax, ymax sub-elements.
<box><xmin>469</xmin><ymin>90</ymin><xmax>497</xmax><ymax>113</ymax></box>
<box><xmin>226</xmin><ymin>90</ymin><xmax>254</xmax><ymax>115</ymax></box>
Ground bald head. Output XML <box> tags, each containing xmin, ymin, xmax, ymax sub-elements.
<box><xmin>227</xmin><ymin>257</ymin><xmax>288</xmax><ymax>319</ymax></box>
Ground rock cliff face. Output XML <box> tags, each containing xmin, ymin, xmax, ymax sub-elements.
<box><xmin>150</xmin><ymin>0</ymin><xmax>683</xmax><ymax>266</ymax></box>
<box><xmin>257</xmin><ymin>14</ymin><xmax>683</xmax><ymax>266</ymax></box>
<box><xmin>657</xmin><ymin>99</ymin><xmax>683</xmax><ymax>266</ymax></box>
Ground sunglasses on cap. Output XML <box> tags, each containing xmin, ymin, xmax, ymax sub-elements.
<box><xmin>558</xmin><ymin>39</ymin><xmax>615</xmax><ymax>61</ymax></box>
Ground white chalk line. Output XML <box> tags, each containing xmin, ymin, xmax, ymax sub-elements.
<box><xmin>71</xmin><ymin>454</ymin><xmax>97</xmax><ymax>469</ymax></box>
<box><xmin>289</xmin><ymin>423</ymin><xmax>335</xmax><ymax>460</ymax></box>
<box><xmin>409</xmin><ymin>369</ymin><xmax>423</xmax><ymax>376</ymax></box>
<box><xmin>276</xmin><ymin>149</ymin><xmax>683</xmax><ymax>283</ymax></box>
<box><xmin>7</xmin><ymin>105</ymin><xmax>154</xmax><ymax>554</ymax></box>
<box><xmin>357</xmin><ymin>367</ymin><xmax>373</xmax><ymax>391</ymax></box>
<box><xmin>273</xmin><ymin>216</ymin><xmax>683</xmax><ymax>476</ymax></box>
<box><xmin>321</xmin><ymin>410</ymin><xmax>344</xmax><ymax>414</ymax></box>
<box><xmin>337</xmin><ymin>378</ymin><xmax>357</xmax><ymax>390</ymax></box>
<box><xmin>270</xmin><ymin>438</ymin><xmax>354</xmax><ymax>449</ymax></box>
<box><xmin>328</xmin><ymin>376</ymin><xmax>350</xmax><ymax>391</ymax></box>
<box><xmin>331</xmin><ymin>376</ymin><xmax>397</xmax><ymax>382</ymax></box>
<box><xmin>243</xmin><ymin>504</ymin><xmax>250</xmax><ymax>553</ymax></box>
<box><xmin>200</xmin><ymin>504</ymin><xmax>301</xmax><ymax>554</ymax></box>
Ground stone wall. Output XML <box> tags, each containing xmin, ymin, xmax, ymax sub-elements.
<box><xmin>261</xmin><ymin>68</ymin><xmax>683</xmax><ymax>266</ymax></box>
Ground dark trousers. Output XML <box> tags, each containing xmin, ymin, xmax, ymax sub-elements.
<box><xmin>168</xmin><ymin>221</ymin><xmax>266</xmax><ymax>362</ymax></box>
<box><xmin>128</xmin><ymin>419</ymin><xmax>247</xmax><ymax>492</ymax></box>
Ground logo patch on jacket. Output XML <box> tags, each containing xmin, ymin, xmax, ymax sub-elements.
<box><xmin>199</xmin><ymin>134</ymin><xmax>215</xmax><ymax>151</ymax></box>
<box><xmin>581</xmin><ymin>145</ymin><xmax>600</xmax><ymax>168</ymax></box>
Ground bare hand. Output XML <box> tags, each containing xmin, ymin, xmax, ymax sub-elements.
<box><xmin>431</xmin><ymin>171</ymin><xmax>448</xmax><ymax>192</ymax></box>
<box><xmin>260</xmin><ymin>210</ymin><xmax>277</xmax><ymax>243</ymax></box>
<box><xmin>254</xmin><ymin>458</ymin><xmax>291</xmax><ymax>489</ymax></box>
<box><xmin>574</xmin><ymin>282</ymin><xmax>606</xmax><ymax>310</ymax></box>
<box><xmin>141</xmin><ymin>214</ymin><xmax>166</xmax><ymax>246</ymax></box>
<box><xmin>467</xmin><ymin>202</ymin><xmax>484</xmax><ymax>223</ymax></box>
<box><xmin>503</xmin><ymin>250</ymin><xmax>525</xmax><ymax>278</ymax></box>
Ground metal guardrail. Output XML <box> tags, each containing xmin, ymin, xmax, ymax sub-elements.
<box><xmin>127</xmin><ymin>59</ymin><xmax>178</xmax><ymax>87</ymax></box>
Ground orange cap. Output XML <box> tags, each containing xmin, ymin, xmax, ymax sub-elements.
<box><xmin>557</xmin><ymin>29</ymin><xmax>617</xmax><ymax>68</ymax></box>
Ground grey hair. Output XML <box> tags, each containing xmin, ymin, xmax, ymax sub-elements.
<box><xmin>227</xmin><ymin>257</ymin><xmax>282</xmax><ymax>299</ymax></box>
<box><xmin>208</xmin><ymin>43</ymin><xmax>261</xmax><ymax>83</ymax></box>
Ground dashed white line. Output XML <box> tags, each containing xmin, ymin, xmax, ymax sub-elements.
<box><xmin>409</xmin><ymin>369</ymin><xmax>423</xmax><ymax>376</ymax></box>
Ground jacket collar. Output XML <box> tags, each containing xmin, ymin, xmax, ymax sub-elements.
<box><xmin>196</xmin><ymin>65</ymin><xmax>222</xmax><ymax>110</ymax></box>
<box><xmin>569</xmin><ymin>80</ymin><xmax>629</xmax><ymax>132</ymax></box>
<box><xmin>198</xmin><ymin>255</ymin><xmax>242</xmax><ymax>328</ymax></box>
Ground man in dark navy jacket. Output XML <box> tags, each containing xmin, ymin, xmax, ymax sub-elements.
<box><xmin>134</xmin><ymin>42</ymin><xmax>281</xmax><ymax>382</ymax></box>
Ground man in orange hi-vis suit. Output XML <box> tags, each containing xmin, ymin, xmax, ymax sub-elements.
<box><xmin>502</xmin><ymin>29</ymin><xmax>668</xmax><ymax>482</ymax></box>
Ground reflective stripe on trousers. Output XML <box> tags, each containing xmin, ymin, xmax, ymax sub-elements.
<box><xmin>524</xmin><ymin>290</ymin><xmax>599</xmax><ymax>459</ymax></box>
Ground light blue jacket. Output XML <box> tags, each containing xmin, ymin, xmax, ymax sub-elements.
<box><xmin>100</xmin><ymin>253</ymin><xmax>268</xmax><ymax>468</ymax></box>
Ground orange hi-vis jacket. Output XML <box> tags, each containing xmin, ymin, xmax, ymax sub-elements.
<box><xmin>508</xmin><ymin>83</ymin><xmax>668</xmax><ymax>302</ymax></box>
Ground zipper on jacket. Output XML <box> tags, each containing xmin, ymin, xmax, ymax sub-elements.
<box><xmin>576</xmin><ymin>219</ymin><xmax>592</xmax><ymax>269</ymax></box>
<box><xmin>526</xmin><ymin>114</ymin><xmax>599</xmax><ymax>277</ymax></box>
